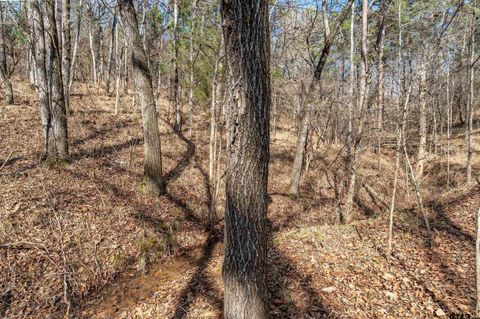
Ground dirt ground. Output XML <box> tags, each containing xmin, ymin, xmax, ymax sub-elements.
<box><xmin>1</xmin><ymin>80</ymin><xmax>479</xmax><ymax>318</ymax></box>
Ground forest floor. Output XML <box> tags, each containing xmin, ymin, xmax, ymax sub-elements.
<box><xmin>1</xmin><ymin>80</ymin><xmax>480</xmax><ymax>319</ymax></box>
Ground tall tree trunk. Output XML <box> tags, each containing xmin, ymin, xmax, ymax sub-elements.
<box><xmin>416</xmin><ymin>57</ymin><xmax>428</xmax><ymax>179</ymax></box>
<box><xmin>61</xmin><ymin>0</ymin><xmax>71</xmax><ymax>113</ymax></box>
<box><xmin>172</xmin><ymin>0</ymin><xmax>181</xmax><ymax>133</ymax></box>
<box><xmin>31</xmin><ymin>0</ymin><xmax>53</xmax><ymax>157</ymax></box>
<box><xmin>467</xmin><ymin>9</ymin><xmax>475</xmax><ymax>184</ymax></box>
<box><xmin>188</xmin><ymin>0</ymin><xmax>198</xmax><ymax>138</ymax></box>
<box><xmin>46</xmin><ymin>0</ymin><xmax>69</xmax><ymax>160</ymax></box>
<box><xmin>105</xmin><ymin>9</ymin><xmax>117</xmax><ymax>95</ymax></box>
<box><xmin>376</xmin><ymin>0</ymin><xmax>387</xmax><ymax>154</ymax></box>
<box><xmin>68</xmin><ymin>0</ymin><xmax>82</xmax><ymax>94</ymax></box>
<box><xmin>343</xmin><ymin>0</ymin><xmax>368</xmax><ymax>223</ymax></box>
<box><xmin>347</xmin><ymin>0</ymin><xmax>355</xmax><ymax>160</ymax></box>
<box><xmin>221</xmin><ymin>0</ymin><xmax>270</xmax><ymax>317</ymax></box>
<box><xmin>0</xmin><ymin>5</ymin><xmax>13</xmax><ymax>105</ymax></box>
<box><xmin>119</xmin><ymin>0</ymin><xmax>166</xmax><ymax>196</ymax></box>
<box><xmin>114</xmin><ymin>24</ymin><xmax>122</xmax><ymax>114</ymax></box>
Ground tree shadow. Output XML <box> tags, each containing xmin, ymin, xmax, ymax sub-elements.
<box><xmin>163</xmin><ymin>123</ymin><xmax>196</xmax><ymax>184</ymax></box>
<box><xmin>170</xmin><ymin>231</ymin><xmax>223</xmax><ymax>319</ymax></box>
<box><xmin>70</xmin><ymin>137</ymin><xmax>142</xmax><ymax>161</ymax></box>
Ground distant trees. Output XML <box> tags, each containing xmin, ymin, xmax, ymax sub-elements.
<box><xmin>221</xmin><ymin>0</ymin><xmax>271</xmax><ymax>317</ymax></box>
<box><xmin>119</xmin><ymin>0</ymin><xmax>166</xmax><ymax>196</ymax></box>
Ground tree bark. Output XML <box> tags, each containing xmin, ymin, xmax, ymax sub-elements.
<box><xmin>343</xmin><ymin>0</ymin><xmax>368</xmax><ymax>223</ymax></box>
<box><xmin>61</xmin><ymin>0</ymin><xmax>71</xmax><ymax>113</ymax></box>
<box><xmin>31</xmin><ymin>0</ymin><xmax>52</xmax><ymax>157</ymax></box>
<box><xmin>68</xmin><ymin>0</ymin><xmax>83</xmax><ymax>94</ymax></box>
<box><xmin>46</xmin><ymin>0</ymin><xmax>69</xmax><ymax>160</ymax></box>
<box><xmin>119</xmin><ymin>0</ymin><xmax>166</xmax><ymax>196</ymax></box>
<box><xmin>188</xmin><ymin>0</ymin><xmax>198</xmax><ymax>137</ymax></box>
<box><xmin>0</xmin><ymin>5</ymin><xmax>13</xmax><ymax>105</ymax></box>
<box><xmin>467</xmin><ymin>9</ymin><xmax>475</xmax><ymax>184</ymax></box>
<box><xmin>105</xmin><ymin>8</ymin><xmax>117</xmax><ymax>95</ymax></box>
<box><xmin>221</xmin><ymin>0</ymin><xmax>271</xmax><ymax>317</ymax></box>
<box><xmin>416</xmin><ymin>57</ymin><xmax>428</xmax><ymax>179</ymax></box>
<box><xmin>172</xmin><ymin>0</ymin><xmax>181</xmax><ymax>133</ymax></box>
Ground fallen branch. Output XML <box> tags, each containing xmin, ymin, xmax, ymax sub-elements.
<box><xmin>0</xmin><ymin>150</ymin><xmax>14</xmax><ymax>170</ymax></box>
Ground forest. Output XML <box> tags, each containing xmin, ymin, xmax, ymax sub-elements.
<box><xmin>0</xmin><ymin>0</ymin><xmax>479</xmax><ymax>318</ymax></box>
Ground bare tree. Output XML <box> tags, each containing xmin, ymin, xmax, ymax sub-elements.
<box><xmin>221</xmin><ymin>0</ymin><xmax>271</xmax><ymax>317</ymax></box>
<box><xmin>288</xmin><ymin>0</ymin><xmax>354</xmax><ymax>195</ymax></box>
<box><xmin>0</xmin><ymin>4</ymin><xmax>13</xmax><ymax>105</ymax></box>
<box><xmin>62</xmin><ymin>0</ymin><xmax>71</xmax><ymax>113</ymax></box>
<box><xmin>467</xmin><ymin>8</ymin><xmax>476</xmax><ymax>183</ymax></box>
<box><xmin>119</xmin><ymin>0</ymin><xmax>166</xmax><ymax>196</ymax></box>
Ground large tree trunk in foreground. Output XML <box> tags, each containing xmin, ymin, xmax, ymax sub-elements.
<box><xmin>119</xmin><ymin>0</ymin><xmax>166</xmax><ymax>196</ymax></box>
<box><xmin>221</xmin><ymin>0</ymin><xmax>270</xmax><ymax>318</ymax></box>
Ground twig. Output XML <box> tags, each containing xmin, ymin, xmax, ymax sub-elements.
<box><xmin>0</xmin><ymin>150</ymin><xmax>14</xmax><ymax>170</ymax></box>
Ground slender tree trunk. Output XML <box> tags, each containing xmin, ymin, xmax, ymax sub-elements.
<box><xmin>61</xmin><ymin>0</ymin><xmax>71</xmax><ymax>113</ymax></box>
<box><xmin>188</xmin><ymin>0</ymin><xmax>198</xmax><ymax>138</ymax></box>
<box><xmin>221</xmin><ymin>0</ymin><xmax>270</xmax><ymax>317</ymax></box>
<box><xmin>114</xmin><ymin>25</ymin><xmax>122</xmax><ymax>114</ymax></box>
<box><xmin>416</xmin><ymin>57</ymin><xmax>428</xmax><ymax>179</ymax></box>
<box><xmin>467</xmin><ymin>9</ymin><xmax>475</xmax><ymax>183</ymax></box>
<box><xmin>31</xmin><ymin>0</ymin><xmax>53</xmax><ymax>157</ymax></box>
<box><xmin>89</xmin><ymin>27</ymin><xmax>97</xmax><ymax>85</ymax></box>
<box><xmin>376</xmin><ymin>0</ymin><xmax>386</xmax><ymax>154</ymax></box>
<box><xmin>105</xmin><ymin>9</ymin><xmax>117</xmax><ymax>95</ymax></box>
<box><xmin>68</xmin><ymin>0</ymin><xmax>82</xmax><ymax>94</ymax></box>
<box><xmin>343</xmin><ymin>0</ymin><xmax>368</xmax><ymax>223</ymax></box>
<box><xmin>172</xmin><ymin>0</ymin><xmax>181</xmax><ymax>133</ymax></box>
<box><xmin>0</xmin><ymin>6</ymin><xmax>13</xmax><ymax>105</ymax></box>
<box><xmin>119</xmin><ymin>0</ymin><xmax>166</xmax><ymax>196</ymax></box>
<box><xmin>347</xmin><ymin>0</ymin><xmax>355</xmax><ymax>160</ymax></box>
<box><xmin>209</xmin><ymin>53</ymin><xmax>220</xmax><ymax>182</ymax></box>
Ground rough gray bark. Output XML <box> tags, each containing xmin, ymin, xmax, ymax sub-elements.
<box><xmin>46</xmin><ymin>0</ymin><xmax>69</xmax><ymax>160</ymax></box>
<box><xmin>221</xmin><ymin>0</ymin><xmax>271</xmax><ymax>317</ymax></box>
<box><xmin>0</xmin><ymin>5</ymin><xmax>13</xmax><ymax>105</ymax></box>
<box><xmin>31</xmin><ymin>0</ymin><xmax>52</xmax><ymax>156</ymax></box>
<box><xmin>119</xmin><ymin>0</ymin><xmax>166</xmax><ymax>196</ymax></box>
<box><xmin>31</xmin><ymin>0</ymin><xmax>69</xmax><ymax>161</ymax></box>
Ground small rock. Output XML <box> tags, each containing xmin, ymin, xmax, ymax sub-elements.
<box><xmin>321</xmin><ymin>286</ymin><xmax>337</xmax><ymax>293</ymax></box>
